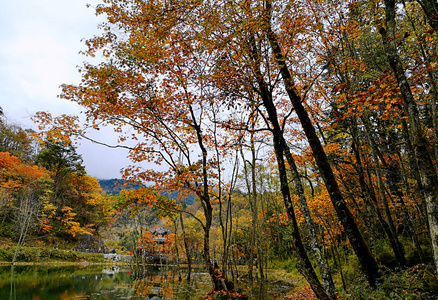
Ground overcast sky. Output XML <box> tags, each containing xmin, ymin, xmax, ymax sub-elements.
<box><xmin>0</xmin><ymin>0</ymin><xmax>135</xmax><ymax>179</ymax></box>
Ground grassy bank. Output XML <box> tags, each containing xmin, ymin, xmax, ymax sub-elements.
<box><xmin>0</xmin><ymin>246</ymin><xmax>106</xmax><ymax>264</ymax></box>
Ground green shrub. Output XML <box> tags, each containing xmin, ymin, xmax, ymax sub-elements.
<box><xmin>376</xmin><ymin>243</ymin><xmax>397</xmax><ymax>269</ymax></box>
<box><xmin>0</xmin><ymin>246</ymin><xmax>104</xmax><ymax>263</ymax></box>
<box><xmin>270</xmin><ymin>257</ymin><xmax>300</xmax><ymax>275</ymax></box>
<box><xmin>0</xmin><ymin>246</ymin><xmax>14</xmax><ymax>261</ymax></box>
<box><xmin>344</xmin><ymin>264</ymin><xmax>438</xmax><ymax>299</ymax></box>
<box><xmin>341</xmin><ymin>254</ymin><xmax>363</xmax><ymax>286</ymax></box>
<box><xmin>404</xmin><ymin>240</ymin><xmax>433</xmax><ymax>266</ymax></box>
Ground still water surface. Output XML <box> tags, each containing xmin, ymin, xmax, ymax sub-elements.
<box><xmin>0</xmin><ymin>265</ymin><xmax>292</xmax><ymax>299</ymax></box>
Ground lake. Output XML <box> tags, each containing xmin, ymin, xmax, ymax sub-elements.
<box><xmin>0</xmin><ymin>264</ymin><xmax>294</xmax><ymax>299</ymax></box>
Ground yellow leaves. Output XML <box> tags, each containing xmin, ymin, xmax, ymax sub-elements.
<box><xmin>60</xmin><ymin>206</ymin><xmax>94</xmax><ymax>237</ymax></box>
<box><xmin>66</xmin><ymin>173</ymin><xmax>102</xmax><ymax>201</ymax></box>
<box><xmin>324</xmin><ymin>142</ymin><xmax>341</xmax><ymax>154</ymax></box>
<box><xmin>32</xmin><ymin>112</ymin><xmax>82</xmax><ymax>146</ymax></box>
<box><xmin>61</xmin><ymin>206</ymin><xmax>76</xmax><ymax>216</ymax></box>
<box><xmin>42</xmin><ymin>202</ymin><xmax>57</xmax><ymax>217</ymax></box>
<box><xmin>65</xmin><ymin>221</ymin><xmax>82</xmax><ymax>237</ymax></box>
<box><xmin>60</xmin><ymin>206</ymin><xmax>78</xmax><ymax>236</ymax></box>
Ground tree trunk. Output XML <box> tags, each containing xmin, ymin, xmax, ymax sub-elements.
<box><xmin>417</xmin><ymin>0</ymin><xmax>438</xmax><ymax>33</ymax></box>
<box><xmin>248</xmin><ymin>32</ymin><xmax>331</xmax><ymax>299</ymax></box>
<box><xmin>250</xmin><ymin>133</ymin><xmax>259</xmax><ymax>282</ymax></box>
<box><xmin>284</xmin><ymin>145</ymin><xmax>337</xmax><ymax>298</ymax></box>
<box><xmin>189</xmin><ymin>104</ymin><xmax>214</xmax><ymax>280</ymax></box>
<box><xmin>360</xmin><ymin>117</ymin><xmax>407</xmax><ymax>268</ymax></box>
<box><xmin>180</xmin><ymin>214</ymin><xmax>191</xmax><ymax>281</ymax></box>
<box><xmin>240</xmin><ymin>128</ymin><xmax>259</xmax><ymax>284</ymax></box>
<box><xmin>264</xmin><ymin>3</ymin><xmax>380</xmax><ymax>287</ymax></box>
<box><xmin>380</xmin><ymin>0</ymin><xmax>438</xmax><ymax>273</ymax></box>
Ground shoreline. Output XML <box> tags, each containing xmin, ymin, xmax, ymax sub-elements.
<box><xmin>0</xmin><ymin>261</ymin><xmax>119</xmax><ymax>266</ymax></box>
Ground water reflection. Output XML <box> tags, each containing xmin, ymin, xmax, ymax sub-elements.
<box><xmin>0</xmin><ymin>265</ymin><xmax>292</xmax><ymax>299</ymax></box>
<box><xmin>0</xmin><ymin>265</ymin><xmax>213</xmax><ymax>300</ymax></box>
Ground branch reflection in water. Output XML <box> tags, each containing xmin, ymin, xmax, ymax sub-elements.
<box><xmin>0</xmin><ymin>265</ymin><xmax>292</xmax><ymax>299</ymax></box>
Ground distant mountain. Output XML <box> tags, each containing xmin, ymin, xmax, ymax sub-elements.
<box><xmin>160</xmin><ymin>191</ymin><xmax>195</xmax><ymax>206</ymax></box>
<box><xmin>98</xmin><ymin>179</ymin><xmax>195</xmax><ymax>205</ymax></box>
<box><xmin>98</xmin><ymin>179</ymin><xmax>143</xmax><ymax>196</ymax></box>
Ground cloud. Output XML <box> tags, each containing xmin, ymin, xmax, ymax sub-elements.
<box><xmin>0</xmin><ymin>0</ymin><xmax>100</xmax><ymax>122</ymax></box>
<box><xmin>0</xmin><ymin>0</ymin><xmax>134</xmax><ymax>179</ymax></box>
<box><xmin>5</xmin><ymin>32</ymin><xmax>71</xmax><ymax>100</ymax></box>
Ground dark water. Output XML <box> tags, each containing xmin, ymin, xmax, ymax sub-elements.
<box><xmin>0</xmin><ymin>265</ymin><xmax>292</xmax><ymax>299</ymax></box>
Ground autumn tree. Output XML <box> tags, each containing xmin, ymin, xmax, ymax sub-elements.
<box><xmin>0</xmin><ymin>152</ymin><xmax>53</xmax><ymax>261</ymax></box>
<box><xmin>318</xmin><ymin>0</ymin><xmax>438</xmax><ymax>274</ymax></box>
<box><xmin>35</xmin><ymin>140</ymin><xmax>85</xmax><ymax>197</ymax></box>
<box><xmin>33</xmin><ymin>140</ymin><xmax>112</xmax><ymax>239</ymax></box>
<box><xmin>33</xmin><ymin>0</ymin><xmax>239</xmax><ymax>283</ymax></box>
<box><xmin>32</xmin><ymin>1</ymin><xmax>349</xmax><ymax>297</ymax></box>
<box><xmin>378</xmin><ymin>0</ymin><xmax>438</xmax><ymax>273</ymax></box>
<box><xmin>304</xmin><ymin>0</ymin><xmax>412</xmax><ymax>271</ymax></box>
<box><xmin>32</xmin><ymin>0</ymin><xmax>438</xmax><ymax>297</ymax></box>
<box><xmin>298</xmin><ymin>0</ymin><xmax>438</xmax><ymax>277</ymax></box>
<box><xmin>0</xmin><ymin>112</ymin><xmax>35</xmax><ymax>162</ymax></box>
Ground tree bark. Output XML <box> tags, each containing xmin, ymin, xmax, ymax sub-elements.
<box><xmin>284</xmin><ymin>144</ymin><xmax>337</xmax><ymax>298</ymax></box>
<box><xmin>417</xmin><ymin>0</ymin><xmax>438</xmax><ymax>33</ymax></box>
<box><xmin>264</xmin><ymin>1</ymin><xmax>380</xmax><ymax>287</ymax></box>
<box><xmin>180</xmin><ymin>214</ymin><xmax>192</xmax><ymax>281</ymax></box>
<box><xmin>380</xmin><ymin>0</ymin><xmax>438</xmax><ymax>273</ymax></box>
<box><xmin>189</xmin><ymin>105</ymin><xmax>214</xmax><ymax>280</ymax></box>
<box><xmin>248</xmin><ymin>32</ymin><xmax>331</xmax><ymax>299</ymax></box>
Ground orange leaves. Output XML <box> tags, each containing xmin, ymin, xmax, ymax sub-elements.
<box><xmin>138</xmin><ymin>228</ymin><xmax>174</xmax><ymax>255</ymax></box>
<box><xmin>0</xmin><ymin>152</ymin><xmax>21</xmax><ymax>169</ymax></box>
<box><xmin>285</xmin><ymin>285</ymin><xmax>315</xmax><ymax>300</ymax></box>
<box><xmin>31</xmin><ymin>112</ymin><xmax>81</xmax><ymax>145</ymax></box>
<box><xmin>331</xmin><ymin>71</ymin><xmax>406</xmax><ymax>127</ymax></box>
<box><xmin>200</xmin><ymin>290</ymin><xmax>249</xmax><ymax>300</ymax></box>
<box><xmin>124</xmin><ymin>188</ymin><xmax>157</xmax><ymax>207</ymax></box>
<box><xmin>268</xmin><ymin>211</ymin><xmax>290</xmax><ymax>226</ymax></box>
<box><xmin>0</xmin><ymin>152</ymin><xmax>50</xmax><ymax>193</ymax></box>
<box><xmin>116</xmin><ymin>187</ymin><xmax>167</xmax><ymax>219</ymax></box>
<box><xmin>305</xmin><ymin>188</ymin><xmax>343</xmax><ymax>246</ymax></box>
<box><xmin>42</xmin><ymin>222</ymin><xmax>53</xmax><ymax>233</ymax></box>
<box><xmin>323</xmin><ymin>142</ymin><xmax>341</xmax><ymax>155</ymax></box>
<box><xmin>60</xmin><ymin>206</ymin><xmax>94</xmax><ymax>237</ymax></box>
<box><xmin>138</xmin><ymin>231</ymin><xmax>156</xmax><ymax>252</ymax></box>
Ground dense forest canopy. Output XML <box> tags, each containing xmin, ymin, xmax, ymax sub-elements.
<box><xmin>0</xmin><ymin>114</ymin><xmax>114</xmax><ymax>259</ymax></box>
<box><xmin>4</xmin><ymin>0</ymin><xmax>438</xmax><ymax>298</ymax></box>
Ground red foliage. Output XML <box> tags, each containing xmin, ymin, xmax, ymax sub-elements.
<box><xmin>285</xmin><ymin>286</ymin><xmax>316</xmax><ymax>300</ymax></box>
<box><xmin>199</xmin><ymin>290</ymin><xmax>248</xmax><ymax>300</ymax></box>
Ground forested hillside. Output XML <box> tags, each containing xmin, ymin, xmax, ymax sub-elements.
<box><xmin>99</xmin><ymin>179</ymin><xmax>195</xmax><ymax>206</ymax></box>
<box><xmin>98</xmin><ymin>178</ymin><xmax>143</xmax><ymax>195</ymax></box>
<box><xmin>0</xmin><ymin>112</ymin><xmax>114</xmax><ymax>262</ymax></box>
